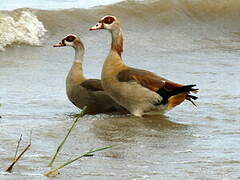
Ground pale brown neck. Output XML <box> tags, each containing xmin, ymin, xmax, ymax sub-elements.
<box><xmin>74</xmin><ymin>41</ymin><xmax>84</xmax><ymax>63</ymax></box>
<box><xmin>111</xmin><ymin>27</ymin><xmax>123</xmax><ymax>57</ymax></box>
<box><xmin>67</xmin><ymin>42</ymin><xmax>86</xmax><ymax>85</ymax></box>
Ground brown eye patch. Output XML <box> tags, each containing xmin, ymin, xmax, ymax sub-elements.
<box><xmin>61</xmin><ymin>39</ymin><xmax>66</xmax><ymax>45</ymax></box>
<box><xmin>102</xmin><ymin>16</ymin><xmax>115</xmax><ymax>24</ymax></box>
<box><xmin>65</xmin><ymin>35</ymin><xmax>76</xmax><ymax>42</ymax></box>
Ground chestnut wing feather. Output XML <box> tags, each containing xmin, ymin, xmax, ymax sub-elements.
<box><xmin>80</xmin><ymin>79</ymin><xmax>103</xmax><ymax>91</ymax></box>
<box><xmin>117</xmin><ymin>67</ymin><xmax>198</xmax><ymax>107</ymax></box>
<box><xmin>117</xmin><ymin>67</ymin><xmax>183</xmax><ymax>92</ymax></box>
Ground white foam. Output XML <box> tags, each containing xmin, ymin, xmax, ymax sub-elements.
<box><xmin>0</xmin><ymin>10</ymin><xmax>47</xmax><ymax>51</ymax></box>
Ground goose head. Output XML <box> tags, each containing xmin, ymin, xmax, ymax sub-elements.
<box><xmin>53</xmin><ymin>34</ymin><xmax>83</xmax><ymax>49</ymax></box>
<box><xmin>89</xmin><ymin>15</ymin><xmax>120</xmax><ymax>32</ymax></box>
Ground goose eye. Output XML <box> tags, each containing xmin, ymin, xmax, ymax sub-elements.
<box><xmin>103</xmin><ymin>16</ymin><xmax>115</xmax><ymax>24</ymax></box>
<box><xmin>66</xmin><ymin>35</ymin><xmax>76</xmax><ymax>42</ymax></box>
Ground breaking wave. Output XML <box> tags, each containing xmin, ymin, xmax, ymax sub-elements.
<box><xmin>0</xmin><ymin>10</ymin><xmax>46</xmax><ymax>51</ymax></box>
<box><xmin>1</xmin><ymin>0</ymin><xmax>240</xmax><ymax>51</ymax></box>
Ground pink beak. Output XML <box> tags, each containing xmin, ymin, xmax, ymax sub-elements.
<box><xmin>89</xmin><ymin>22</ymin><xmax>103</xmax><ymax>31</ymax></box>
<box><xmin>53</xmin><ymin>42</ymin><xmax>65</xmax><ymax>47</ymax></box>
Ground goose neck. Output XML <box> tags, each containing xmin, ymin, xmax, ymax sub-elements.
<box><xmin>74</xmin><ymin>42</ymin><xmax>84</xmax><ymax>63</ymax></box>
<box><xmin>111</xmin><ymin>27</ymin><xmax>123</xmax><ymax>57</ymax></box>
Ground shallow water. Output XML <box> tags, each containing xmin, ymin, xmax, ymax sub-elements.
<box><xmin>1</xmin><ymin>0</ymin><xmax>240</xmax><ymax>179</ymax></box>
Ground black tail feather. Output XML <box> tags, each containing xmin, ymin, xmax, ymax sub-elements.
<box><xmin>187</xmin><ymin>94</ymin><xmax>198</xmax><ymax>100</ymax></box>
<box><xmin>157</xmin><ymin>84</ymin><xmax>198</xmax><ymax>105</ymax></box>
<box><xmin>186</xmin><ymin>95</ymin><xmax>197</xmax><ymax>107</ymax></box>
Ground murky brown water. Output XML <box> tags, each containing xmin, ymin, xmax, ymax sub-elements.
<box><xmin>1</xmin><ymin>1</ymin><xmax>240</xmax><ymax>179</ymax></box>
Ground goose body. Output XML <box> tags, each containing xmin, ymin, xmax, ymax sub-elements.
<box><xmin>54</xmin><ymin>34</ymin><xmax>126</xmax><ymax>114</ymax></box>
<box><xmin>90</xmin><ymin>16</ymin><xmax>198</xmax><ymax>117</ymax></box>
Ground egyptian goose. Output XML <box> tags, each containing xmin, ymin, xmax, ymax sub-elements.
<box><xmin>53</xmin><ymin>34</ymin><xmax>126</xmax><ymax>114</ymax></box>
<box><xmin>90</xmin><ymin>16</ymin><xmax>198</xmax><ymax>117</ymax></box>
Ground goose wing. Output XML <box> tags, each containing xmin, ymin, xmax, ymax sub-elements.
<box><xmin>117</xmin><ymin>67</ymin><xmax>198</xmax><ymax>108</ymax></box>
<box><xmin>80</xmin><ymin>79</ymin><xmax>103</xmax><ymax>91</ymax></box>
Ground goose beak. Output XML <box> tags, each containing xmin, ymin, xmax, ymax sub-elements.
<box><xmin>89</xmin><ymin>22</ymin><xmax>103</xmax><ymax>31</ymax></box>
<box><xmin>53</xmin><ymin>42</ymin><xmax>65</xmax><ymax>47</ymax></box>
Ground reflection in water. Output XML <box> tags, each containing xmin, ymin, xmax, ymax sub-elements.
<box><xmin>92</xmin><ymin>114</ymin><xmax>187</xmax><ymax>143</ymax></box>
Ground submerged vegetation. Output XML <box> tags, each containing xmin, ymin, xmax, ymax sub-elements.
<box><xmin>48</xmin><ymin>106</ymin><xmax>88</xmax><ymax>167</ymax></box>
<box><xmin>6</xmin><ymin>131</ymin><xmax>32</xmax><ymax>173</ymax></box>
<box><xmin>46</xmin><ymin>106</ymin><xmax>113</xmax><ymax>177</ymax></box>
<box><xmin>44</xmin><ymin>145</ymin><xmax>113</xmax><ymax>177</ymax></box>
<box><xmin>4</xmin><ymin>106</ymin><xmax>113</xmax><ymax>177</ymax></box>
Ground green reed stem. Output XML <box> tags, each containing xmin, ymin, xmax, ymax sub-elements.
<box><xmin>44</xmin><ymin>145</ymin><xmax>113</xmax><ymax>177</ymax></box>
<box><xmin>14</xmin><ymin>134</ymin><xmax>22</xmax><ymax>160</ymax></box>
<box><xmin>48</xmin><ymin>106</ymin><xmax>87</xmax><ymax>167</ymax></box>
